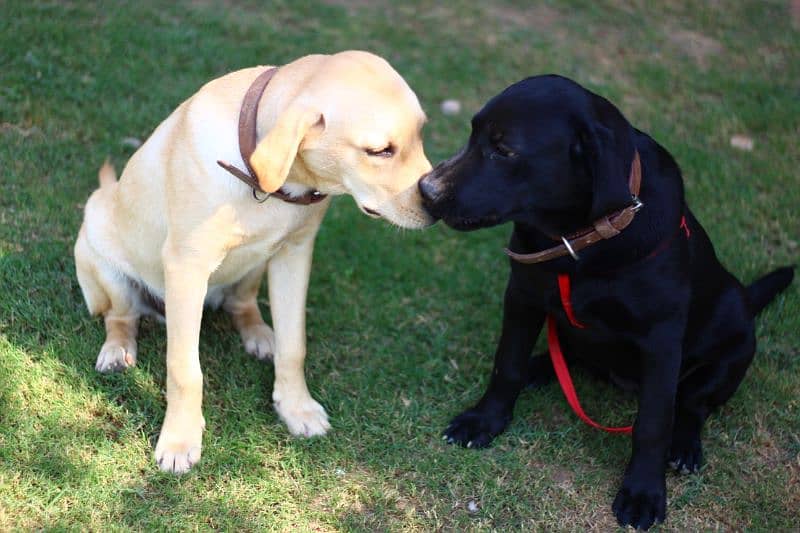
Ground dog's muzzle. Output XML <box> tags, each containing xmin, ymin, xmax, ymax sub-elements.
<box><xmin>418</xmin><ymin>173</ymin><xmax>443</xmax><ymax>205</ymax></box>
<box><xmin>418</xmin><ymin>158</ymin><xmax>454</xmax><ymax>208</ymax></box>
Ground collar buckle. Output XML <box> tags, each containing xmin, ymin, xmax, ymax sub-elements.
<box><xmin>560</xmin><ymin>236</ymin><xmax>580</xmax><ymax>261</ymax></box>
<box><xmin>253</xmin><ymin>188</ymin><xmax>270</xmax><ymax>203</ymax></box>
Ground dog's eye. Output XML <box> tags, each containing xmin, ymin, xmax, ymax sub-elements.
<box><xmin>365</xmin><ymin>144</ymin><xmax>395</xmax><ymax>158</ymax></box>
<box><xmin>496</xmin><ymin>142</ymin><xmax>517</xmax><ymax>158</ymax></box>
<box><xmin>490</xmin><ymin>133</ymin><xmax>517</xmax><ymax>158</ymax></box>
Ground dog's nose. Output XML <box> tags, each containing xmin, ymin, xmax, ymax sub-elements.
<box><xmin>418</xmin><ymin>174</ymin><xmax>441</xmax><ymax>204</ymax></box>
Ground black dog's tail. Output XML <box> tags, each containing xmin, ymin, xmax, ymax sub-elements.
<box><xmin>746</xmin><ymin>266</ymin><xmax>795</xmax><ymax>316</ymax></box>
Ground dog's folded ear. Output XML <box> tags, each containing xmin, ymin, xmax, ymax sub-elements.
<box><xmin>583</xmin><ymin>95</ymin><xmax>637</xmax><ymax>222</ymax></box>
<box><xmin>249</xmin><ymin>104</ymin><xmax>324</xmax><ymax>193</ymax></box>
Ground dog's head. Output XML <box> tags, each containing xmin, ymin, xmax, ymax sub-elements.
<box><xmin>249</xmin><ymin>51</ymin><xmax>433</xmax><ymax>229</ymax></box>
<box><xmin>418</xmin><ymin>75</ymin><xmax>637</xmax><ymax>237</ymax></box>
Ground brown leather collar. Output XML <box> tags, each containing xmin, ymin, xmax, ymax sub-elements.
<box><xmin>504</xmin><ymin>151</ymin><xmax>643</xmax><ymax>264</ymax></box>
<box><xmin>216</xmin><ymin>67</ymin><xmax>327</xmax><ymax>205</ymax></box>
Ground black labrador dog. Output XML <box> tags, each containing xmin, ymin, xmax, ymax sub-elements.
<box><xmin>418</xmin><ymin>75</ymin><xmax>794</xmax><ymax>530</ymax></box>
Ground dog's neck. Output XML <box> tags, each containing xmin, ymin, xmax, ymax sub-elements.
<box><xmin>505</xmin><ymin>151</ymin><xmax>642</xmax><ymax>264</ymax></box>
<box><xmin>511</xmin><ymin>146</ymin><xmax>685</xmax><ymax>274</ymax></box>
<box><xmin>281</xmin><ymin>155</ymin><xmax>348</xmax><ymax>197</ymax></box>
<box><xmin>217</xmin><ymin>66</ymin><xmax>329</xmax><ymax>205</ymax></box>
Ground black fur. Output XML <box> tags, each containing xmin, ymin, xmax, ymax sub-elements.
<box><xmin>419</xmin><ymin>75</ymin><xmax>794</xmax><ymax>530</ymax></box>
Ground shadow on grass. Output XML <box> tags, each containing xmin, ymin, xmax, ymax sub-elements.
<box><xmin>0</xmin><ymin>235</ymin><xmax>276</xmax><ymax>527</ymax></box>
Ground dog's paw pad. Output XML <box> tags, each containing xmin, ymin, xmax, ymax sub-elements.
<box><xmin>95</xmin><ymin>342</ymin><xmax>136</xmax><ymax>373</ymax></box>
<box><xmin>275</xmin><ymin>397</ymin><xmax>330</xmax><ymax>437</ymax></box>
<box><xmin>241</xmin><ymin>324</ymin><xmax>275</xmax><ymax>361</ymax></box>
<box><xmin>155</xmin><ymin>442</ymin><xmax>202</xmax><ymax>474</ymax></box>
<box><xmin>668</xmin><ymin>438</ymin><xmax>703</xmax><ymax>474</ymax></box>
<box><xmin>442</xmin><ymin>408</ymin><xmax>511</xmax><ymax>449</ymax></box>
<box><xmin>612</xmin><ymin>485</ymin><xmax>666</xmax><ymax>531</ymax></box>
<box><xmin>154</xmin><ymin>421</ymin><xmax>204</xmax><ymax>474</ymax></box>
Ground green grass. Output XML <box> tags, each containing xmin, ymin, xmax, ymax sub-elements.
<box><xmin>1</xmin><ymin>0</ymin><xmax>798</xmax><ymax>530</ymax></box>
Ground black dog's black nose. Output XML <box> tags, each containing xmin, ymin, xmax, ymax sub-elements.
<box><xmin>418</xmin><ymin>176</ymin><xmax>436</xmax><ymax>202</ymax></box>
<box><xmin>418</xmin><ymin>174</ymin><xmax>442</xmax><ymax>204</ymax></box>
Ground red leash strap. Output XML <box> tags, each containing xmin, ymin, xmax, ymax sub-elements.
<box><xmin>548</xmin><ymin>275</ymin><xmax>633</xmax><ymax>435</ymax></box>
<box><xmin>557</xmin><ymin>274</ymin><xmax>586</xmax><ymax>328</ymax></box>
<box><xmin>546</xmin><ymin>217</ymin><xmax>691</xmax><ymax>434</ymax></box>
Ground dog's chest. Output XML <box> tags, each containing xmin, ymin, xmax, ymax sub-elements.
<box><xmin>210</xmin><ymin>238</ymin><xmax>281</xmax><ymax>285</ymax></box>
<box><xmin>539</xmin><ymin>276</ymin><xmax>646</xmax><ymax>385</ymax></box>
<box><xmin>566</xmin><ymin>281</ymin><xmax>640</xmax><ymax>334</ymax></box>
<box><xmin>521</xmin><ymin>269</ymin><xmax>651</xmax><ymax>337</ymax></box>
<box><xmin>208</xmin><ymin>201</ymin><xmax>327</xmax><ymax>287</ymax></box>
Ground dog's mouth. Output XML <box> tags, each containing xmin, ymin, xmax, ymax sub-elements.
<box><xmin>443</xmin><ymin>213</ymin><xmax>502</xmax><ymax>231</ymax></box>
<box><xmin>357</xmin><ymin>204</ymin><xmax>381</xmax><ymax>218</ymax></box>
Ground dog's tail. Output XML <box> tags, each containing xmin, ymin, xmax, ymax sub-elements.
<box><xmin>746</xmin><ymin>266</ymin><xmax>794</xmax><ymax>316</ymax></box>
<box><xmin>98</xmin><ymin>158</ymin><xmax>117</xmax><ymax>188</ymax></box>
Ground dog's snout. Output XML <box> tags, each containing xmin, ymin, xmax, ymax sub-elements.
<box><xmin>418</xmin><ymin>174</ymin><xmax>441</xmax><ymax>203</ymax></box>
<box><xmin>432</xmin><ymin>159</ymin><xmax>448</xmax><ymax>172</ymax></box>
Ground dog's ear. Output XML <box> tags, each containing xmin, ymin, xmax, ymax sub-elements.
<box><xmin>249</xmin><ymin>104</ymin><xmax>324</xmax><ymax>193</ymax></box>
<box><xmin>581</xmin><ymin>95</ymin><xmax>636</xmax><ymax>222</ymax></box>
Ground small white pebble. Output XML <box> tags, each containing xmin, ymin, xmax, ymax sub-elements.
<box><xmin>441</xmin><ymin>99</ymin><xmax>462</xmax><ymax>115</ymax></box>
<box><xmin>730</xmin><ymin>134</ymin><xmax>754</xmax><ymax>151</ymax></box>
<box><xmin>121</xmin><ymin>137</ymin><xmax>142</xmax><ymax>149</ymax></box>
<box><xmin>466</xmin><ymin>499</ymin><xmax>480</xmax><ymax>513</ymax></box>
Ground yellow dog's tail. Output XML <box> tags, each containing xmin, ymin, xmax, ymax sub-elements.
<box><xmin>98</xmin><ymin>158</ymin><xmax>117</xmax><ymax>188</ymax></box>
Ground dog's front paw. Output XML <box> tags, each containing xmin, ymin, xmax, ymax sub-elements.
<box><xmin>154</xmin><ymin>414</ymin><xmax>205</xmax><ymax>474</ymax></box>
<box><xmin>95</xmin><ymin>341</ymin><xmax>137</xmax><ymax>373</ymax></box>
<box><xmin>668</xmin><ymin>436</ymin><xmax>703</xmax><ymax>474</ymax></box>
<box><xmin>443</xmin><ymin>407</ymin><xmax>512</xmax><ymax>448</ymax></box>
<box><xmin>240</xmin><ymin>323</ymin><xmax>275</xmax><ymax>361</ymax></box>
<box><xmin>274</xmin><ymin>394</ymin><xmax>330</xmax><ymax>437</ymax></box>
<box><xmin>612</xmin><ymin>479</ymin><xmax>666</xmax><ymax>531</ymax></box>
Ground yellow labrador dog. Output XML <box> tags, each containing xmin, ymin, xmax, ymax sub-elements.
<box><xmin>74</xmin><ymin>51</ymin><xmax>433</xmax><ymax>473</ymax></box>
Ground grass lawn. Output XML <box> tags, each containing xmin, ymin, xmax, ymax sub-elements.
<box><xmin>1</xmin><ymin>0</ymin><xmax>798</xmax><ymax>530</ymax></box>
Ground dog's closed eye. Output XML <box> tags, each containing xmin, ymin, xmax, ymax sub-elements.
<box><xmin>365</xmin><ymin>144</ymin><xmax>395</xmax><ymax>158</ymax></box>
<box><xmin>490</xmin><ymin>132</ymin><xmax>517</xmax><ymax>158</ymax></box>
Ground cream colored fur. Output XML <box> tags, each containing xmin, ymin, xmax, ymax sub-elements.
<box><xmin>74</xmin><ymin>51</ymin><xmax>433</xmax><ymax>474</ymax></box>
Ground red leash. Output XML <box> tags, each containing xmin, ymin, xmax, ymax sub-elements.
<box><xmin>546</xmin><ymin>216</ymin><xmax>691</xmax><ymax>434</ymax></box>
<box><xmin>548</xmin><ymin>276</ymin><xmax>633</xmax><ymax>434</ymax></box>
<box><xmin>548</xmin><ymin>316</ymin><xmax>634</xmax><ymax>433</ymax></box>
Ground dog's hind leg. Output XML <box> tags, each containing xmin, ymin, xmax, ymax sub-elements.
<box><xmin>526</xmin><ymin>352</ymin><xmax>555</xmax><ymax>388</ymax></box>
<box><xmin>75</xmin><ymin>226</ymin><xmax>141</xmax><ymax>373</ymax></box>
<box><xmin>223</xmin><ymin>260</ymin><xmax>275</xmax><ymax>361</ymax></box>
<box><xmin>669</xmin><ymin>328</ymin><xmax>756</xmax><ymax>474</ymax></box>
